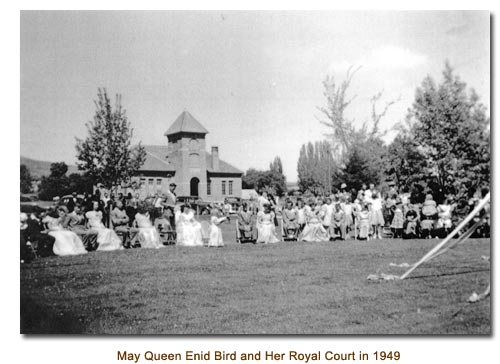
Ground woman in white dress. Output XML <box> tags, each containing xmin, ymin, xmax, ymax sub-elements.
<box><xmin>86</xmin><ymin>201</ymin><xmax>123</xmax><ymax>251</ymax></box>
<box><xmin>177</xmin><ymin>206</ymin><xmax>204</xmax><ymax>246</ymax></box>
<box><xmin>208</xmin><ymin>210</ymin><xmax>227</xmax><ymax>247</ymax></box>
<box><xmin>133</xmin><ymin>207</ymin><xmax>163</xmax><ymax>249</ymax></box>
<box><xmin>300</xmin><ymin>201</ymin><xmax>329</xmax><ymax>242</ymax></box>
<box><xmin>256</xmin><ymin>204</ymin><xmax>280</xmax><ymax>244</ymax></box>
<box><xmin>43</xmin><ymin>206</ymin><xmax>87</xmax><ymax>256</ymax></box>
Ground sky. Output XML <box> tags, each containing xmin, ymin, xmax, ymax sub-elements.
<box><xmin>20</xmin><ymin>11</ymin><xmax>490</xmax><ymax>182</ymax></box>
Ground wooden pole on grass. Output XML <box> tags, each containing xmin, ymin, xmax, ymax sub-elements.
<box><xmin>400</xmin><ymin>192</ymin><xmax>490</xmax><ymax>280</ymax></box>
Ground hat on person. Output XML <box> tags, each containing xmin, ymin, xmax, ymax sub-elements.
<box><xmin>169</xmin><ymin>183</ymin><xmax>177</xmax><ymax>187</ymax></box>
<box><xmin>341</xmin><ymin>183</ymin><xmax>347</xmax><ymax>189</ymax></box>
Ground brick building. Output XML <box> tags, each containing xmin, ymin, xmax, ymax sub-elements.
<box><xmin>133</xmin><ymin>111</ymin><xmax>243</xmax><ymax>201</ymax></box>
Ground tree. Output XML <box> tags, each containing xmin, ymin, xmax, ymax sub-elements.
<box><xmin>297</xmin><ymin>140</ymin><xmax>338</xmax><ymax>194</ymax></box>
<box><xmin>76</xmin><ymin>88</ymin><xmax>146</xmax><ymax>190</ymax></box>
<box><xmin>242</xmin><ymin>156</ymin><xmax>287</xmax><ymax>196</ymax></box>
<box><xmin>269</xmin><ymin>156</ymin><xmax>283</xmax><ymax>174</ymax></box>
<box><xmin>20</xmin><ymin>164</ymin><xmax>33</xmax><ymax>194</ymax></box>
<box><xmin>38</xmin><ymin>162</ymin><xmax>70</xmax><ymax>200</ymax></box>
<box><xmin>405</xmin><ymin>62</ymin><xmax>490</xmax><ymax>198</ymax></box>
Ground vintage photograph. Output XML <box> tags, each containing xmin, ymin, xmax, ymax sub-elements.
<box><xmin>20</xmin><ymin>11</ymin><xmax>490</xmax><ymax>334</ymax></box>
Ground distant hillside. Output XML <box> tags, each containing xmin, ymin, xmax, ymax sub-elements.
<box><xmin>20</xmin><ymin>156</ymin><xmax>80</xmax><ymax>179</ymax></box>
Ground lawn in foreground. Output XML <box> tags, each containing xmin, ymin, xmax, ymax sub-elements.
<box><xmin>20</xmin><ymin>238</ymin><xmax>490</xmax><ymax>334</ymax></box>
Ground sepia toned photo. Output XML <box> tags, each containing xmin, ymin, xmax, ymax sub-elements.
<box><xmin>20</xmin><ymin>10</ymin><xmax>490</xmax><ymax>334</ymax></box>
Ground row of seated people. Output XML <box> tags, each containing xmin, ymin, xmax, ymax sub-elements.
<box><xmin>20</xmin><ymin>201</ymin><xmax>166</xmax><ymax>261</ymax></box>
<box><xmin>236</xmin><ymin>198</ymin><xmax>489</xmax><ymax>243</ymax></box>
<box><xmin>21</xmin><ymin>202</ymin><xmax>232</xmax><ymax>262</ymax></box>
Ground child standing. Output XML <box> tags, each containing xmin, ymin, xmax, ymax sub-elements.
<box><xmin>208</xmin><ymin>210</ymin><xmax>227</xmax><ymax>247</ymax></box>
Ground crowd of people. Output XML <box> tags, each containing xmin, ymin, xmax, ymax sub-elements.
<box><xmin>238</xmin><ymin>183</ymin><xmax>490</xmax><ymax>244</ymax></box>
<box><xmin>20</xmin><ymin>183</ymin><xmax>230</xmax><ymax>263</ymax></box>
<box><xmin>20</xmin><ymin>180</ymin><xmax>490</xmax><ymax>263</ymax></box>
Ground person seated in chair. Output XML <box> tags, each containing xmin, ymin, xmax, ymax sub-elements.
<box><xmin>111</xmin><ymin>200</ymin><xmax>131</xmax><ymax>248</ymax></box>
<box><xmin>403</xmin><ymin>208</ymin><xmax>419</xmax><ymax>239</ymax></box>
<box><xmin>86</xmin><ymin>201</ymin><xmax>123</xmax><ymax>251</ymax></box>
<box><xmin>237</xmin><ymin>203</ymin><xmax>255</xmax><ymax>240</ymax></box>
<box><xmin>23</xmin><ymin>212</ymin><xmax>56</xmax><ymax>257</ymax></box>
<box><xmin>420</xmin><ymin>194</ymin><xmax>437</xmax><ymax>238</ymax></box>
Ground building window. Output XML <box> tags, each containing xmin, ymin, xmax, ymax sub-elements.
<box><xmin>207</xmin><ymin>180</ymin><xmax>211</xmax><ymax>195</ymax></box>
<box><xmin>189</xmin><ymin>153</ymin><xmax>200</xmax><ymax>167</ymax></box>
<box><xmin>156</xmin><ymin>178</ymin><xmax>162</xmax><ymax>191</ymax></box>
<box><xmin>229</xmin><ymin>180</ymin><xmax>233</xmax><ymax>195</ymax></box>
<box><xmin>222</xmin><ymin>180</ymin><xmax>226</xmax><ymax>195</ymax></box>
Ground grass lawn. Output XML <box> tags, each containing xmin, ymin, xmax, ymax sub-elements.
<box><xmin>20</xmin><ymin>224</ymin><xmax>491</xmax><ymax>334</ymax></box>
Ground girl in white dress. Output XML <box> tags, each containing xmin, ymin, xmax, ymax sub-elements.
<box><xmin>300</xmin><ymin>202</ymin><xmax>329</xmax><ymax>242</ymax></box>
<box><xmin>43</xmin><ymin>206</ymin><xmax>87</xmax><ymax>256</ymax></box>
<box><xmin>133</xmin><ymin>212</ymin><xmax>162</xmax><ymax>249</ymax></box>
<box><xmin>86</xmin><ymin>201</ymin><xmax>123</xmax><ymax>251</ymax></box>
<box><xmin>256</xmin><ymin>204</ymin><xmax>280</xmax><ymax>244</ymax></box>
<box><xmin>177</xmin><ymin>206</ymin><xmax>204</xmax><ymax>246</ymax></box>
<box><xmin>208</xmin><ymin>210</ymin><xmax>227</xmax><ymax>247</ymax></box>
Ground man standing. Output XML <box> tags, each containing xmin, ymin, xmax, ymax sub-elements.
<box><xmin>163</xmin><ymin>183</ymin><xmax>177</xmax><ymax>228</ymax></box>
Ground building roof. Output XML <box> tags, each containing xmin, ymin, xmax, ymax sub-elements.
<box><xmin>138</xmin><ymin>145</ymin><xmax>242</xmax><ymax>175</ymax></box>
<box><xmin>139</xmin><ymin>145</ymin><xmax>175</xmax><ymax>172</ymax></box>
<box><xmin>165</xmin><ymin>111</ymin><xmax>209</xmax><ymax>136</ymax></box>
<box><xmin>205</xmin><ymin>152</ymin><xmax>243</xmax><ymax>175</ymax></box>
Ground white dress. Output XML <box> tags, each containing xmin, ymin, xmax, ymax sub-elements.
<box><xmin>300</xmin><ymin>213</ymin><xmax>329</xmax><ymax>242</ymax></box>
<box><xmin>43</xmin><ymin>216</ymin><xmax>88</xmax><ymax>256</ymax></box>
<box><xmin>208</xmin><ymin>216</ymin><xmax>227</xmax><ymax>247</ymax></box>
<box><xmin>177</xmin><ymin>211</ymin><xmax>204</xmax><ymax>247</ymax></box>
<box><xmin>134</xmin><ymin>213</ymin><xmax>163</xmax><ymax>249</ymax></box>
<box><xmin>86</xmin><ymin>211</ymin><xmax>123</xmax><ymax>251</ymax></box>
<box><xmin>256</xmin><ymin>212</ymin><xmax>280</xmax><ymax>244</ymax></box>
<box><xmin>437</xmin><ymin>204</ymin><xmax>453</xmax><ymax>229</ymax></box>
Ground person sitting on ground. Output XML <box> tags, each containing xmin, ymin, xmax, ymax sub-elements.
<box><xmin>420</xmin><ymin>193</ymin><xmax>438</xmax><ymax>238</ymax></box>
<box><xmin>42</xmin><ymin>206</ymin><xmax>88</xmax><ymax>256</ymax></box>
<box><xmin>237</xmin><ymin>203</ymin><xmax>255</xmax><ymax>240</ymax></box>
<box><xmin>256</xmin><ymin>203</ymin><xmax>280</xmax><ymax>244</ymax></box>
<box><xmin>86</xmin><ymin>201</ymin><xmax>123</xmax><ymax>251</ymax></box>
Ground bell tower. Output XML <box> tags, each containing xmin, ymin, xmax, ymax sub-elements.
<box><xmin>165</xmin><ymin>111</ymin><xmax>209</xmax><ymax>199</ymax></box>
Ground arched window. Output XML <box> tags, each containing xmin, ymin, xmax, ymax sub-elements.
<box><xmin>189</xmin><ymin>153</ymin><xmax>200</xmax><ymax>167</ymax></box>
<box><xmin>189</xmin><ymin>138</ymin><xmax>199</xmax><ymax>150</ymax></box>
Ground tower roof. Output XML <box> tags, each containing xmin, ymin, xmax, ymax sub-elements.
<box><xmin>165</xmin><ymin>111</ymin><xmax>209</xmax><ymax>136</ymax></box>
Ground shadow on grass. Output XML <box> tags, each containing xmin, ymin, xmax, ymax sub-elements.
<box><xmin>21</xmin><ymin>295</ymin><xmax>84</xmax><ymax>334</ymax></box>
